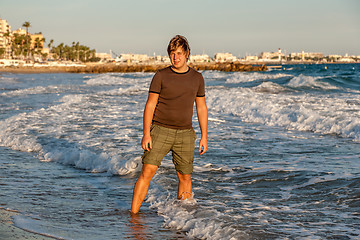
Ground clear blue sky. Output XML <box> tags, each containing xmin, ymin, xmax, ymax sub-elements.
<box><xmin>1</xmin><ymin>0</ymin><xmax>359</xmax><ymax>57</ymax></box>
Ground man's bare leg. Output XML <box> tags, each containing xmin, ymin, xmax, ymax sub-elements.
<box><xmin>176</xmin><ymin>171</ymin><xmax>192</xmax><ymax>200</ymax></box>
<box><xmin>131</xmin><ymin>164</ymin><xmax>158</xmax><ymax>214</ymax></box>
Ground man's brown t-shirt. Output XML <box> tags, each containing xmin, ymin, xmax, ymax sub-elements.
<box><xmin>149</xmin><ymin>66</ymin><xmax>205</xmax><ymax>129</ymax></box>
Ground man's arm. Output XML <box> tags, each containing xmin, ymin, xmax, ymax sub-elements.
<box><xmin>142</xmin><ymin>93</ymin><xmax>159</xmax><ymax>151</ymax></box>
<box><xmin>195</xmin><ymin>96</ymin><xmax>208</xmax><ymax>155</ymax></box>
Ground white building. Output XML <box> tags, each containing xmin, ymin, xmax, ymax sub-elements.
<box><xmin>12</xmin><ymin>28</ymin><xmax>27</xmax><ymax>35</ymax></box>
<box><xmin>189</xmin><ymin>54</ymin><xmax>210</xmax><ymax>63</ymax></box>
<box><xmin>155</xmin><ymin>55</ymin><xmax>170</xmax><ymax>63</ymax></box>
<box><xmin>328</xmin><ymin>55</ymin><xmax>342</xmax><ymax>59</ymax></box>
<box><xmin>95</xmin><ymin>52</ymin><xmax>113</xmax><ymax>61</ymax></box>
<box><xmin>115</xmin><ymin>53</ymin><xmax>149</xmax><ymax>63</ymax></box>
<box><xmin>0</xmin><ymin>18</ymin><xmax>12</xmax><ymax>58</ymax></box>
<box><xmin>290</xmin><ymin>51</ymin><xmax>323</xmax><ymax>60</ymax></box>
<box><xmin>214</xmin><ymin>53</ymin><xmax>237</xmax><ymax>62</ymax></box>
<box><xmin>244</xmin><ymin>55</ymin><xmax>258</xmax><ymax>61</ymax></box>
<box><xmin>338</xmin><ymin>57</ymin><xmax>356</xmax><ymax>63</ymax></box>
<box><xmin>260</xmin><ymin>49</ymin><xmax>285</xmax><ymax>60</ymax></box>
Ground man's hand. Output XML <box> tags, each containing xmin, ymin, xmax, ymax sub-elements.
<box><xmin>199</xmin><ymin>137</ymin><xmax>208</xmax><ymax>155</ymax></box>
<box><xmin>142</xmin><ymin>135</ymin><xmax>152</xmax><ymax>151</ymax></box>
<box><xmin>141</xmin><ymin>93</ymin><xmax>158</xmax><ymax>152</ymax></box>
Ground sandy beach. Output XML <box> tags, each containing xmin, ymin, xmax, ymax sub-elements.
<box><xmin>0</xmin><ymin>208</ymin><xmax>55</xmax><ymax>240</ymax></box>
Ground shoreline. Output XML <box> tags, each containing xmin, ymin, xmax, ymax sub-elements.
<box><xmin>0</xmin><ymin>208</ymin><xmax>55</xmax><ymax>240</ymax></box>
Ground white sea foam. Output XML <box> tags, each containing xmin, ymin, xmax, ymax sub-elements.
<box><xmin>0</xmin><ymin>85</ymin><xmax>64</xmax><ymax>97</ymax></box>
<box><xmin>201</xmin><ymin>71</ymin><xmax>293</xmax><ymax>84</ymax></box>
<box><xmin>201</xmin><ymin>71</ymin><xmax>228</xmax><ymax>80</ymax></box>
<box><xmin>226</xmin><ymin>72</ymin><xmax>293</xmax><ymax>83</ymax></box>
<box><xmin>208</xmin><ymin>117</ymin><xmax>226</xmax><ymax>123</ymax></box>
<box><xmin>85</xmin><ymin>75</ymin><xmax>129</xmax><ymax>86</ymax></box>
<box><xmin>101</xmin><ymin>85</ymin><xmax>149</xmax><ymax>96</ymax></box>
<box><xmin>0</xmin><ymin>74</ymin><xmax>19</xmax><ymax>83</ymax></box>
<box><xmin>0</xmin><ymin>112</ymin><xmax>43</xmax><ymax>152</ymax></box>
<box><xmin>287</xmin><ymin>74</ymin><xmax>339</xmax><ymax>90</ymax></box>
<box><xmin>146</xmin><ymin>188</ymin><xmax>249</xmax><ymax>240</ymax></box>
<box><xmin>0</xmin><ymin>86</ymin><xmax>144</xmax><ymax>175</ymax></box>
<box><xmin>206</xmin><ymin>85</ymin><xmax>360</xmax><ymax>141</ymax></box>
<box><xmin>84</xmin><ymin>72</ymin><xmax>153</xmax><ymax>86</ymax></box>
<box><xmin>193</xmin><ymin>163</ymin><xmax>233</xmax><ymax>173</ymax></box>
<box><xmin>252</xmin><ymin>81</ymin><xmax>290</xmax><ymax>94</ymax></box>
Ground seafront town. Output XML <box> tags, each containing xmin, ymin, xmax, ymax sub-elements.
<box><xmin>1</xmin><ymin>17</ymin><xmax>359</xmax><ymax>73</ymax></box>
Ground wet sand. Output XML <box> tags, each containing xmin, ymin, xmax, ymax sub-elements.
<box><xmin>0</xmin><ymin>208</ymin><xmax>55</xmax><ymax>240</ymax></box>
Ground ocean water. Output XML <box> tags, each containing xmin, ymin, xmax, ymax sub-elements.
<box><xmin>0</xmin><ymin>64</ymin><xmax>359</xmax><ymax>240</ymax></box>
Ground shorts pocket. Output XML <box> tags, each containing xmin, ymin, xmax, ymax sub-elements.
<box><xmin>192</xmin><ymin>128</ymin><xmax>197</xmax><ymax>140</ymax></box>
<box><xmin>150</xmin><ymin>124</ymin><xmax>158</xmax><ymax>137</ymax></box>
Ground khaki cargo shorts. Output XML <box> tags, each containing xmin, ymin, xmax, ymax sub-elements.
<box><xmin>142</xmin><ymin>124</ymin><xmax>197</xmax><ymax>174</ymax></box>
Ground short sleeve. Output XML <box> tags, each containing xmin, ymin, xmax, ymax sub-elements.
<box><xmin>196</xmin><ymin>74</ymin><xmax>205</xmax><ymax>97</ymax></box>
<box><xmin>149</xmin><ymin>72</ymin><xmax>161</xmax><ymax>94</ymax></box>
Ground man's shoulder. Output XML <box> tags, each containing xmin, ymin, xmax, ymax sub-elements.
<box><xmin>188</xmin><ymin>67</ymin><xmax>204</xmax><ymax>81</ymax></box>
<box><xmin>189</xmin><ymin>67</ymin><xmax>202</xmax><ymax>76</ymax></box>
<box><xmin>155</xmin><ymin>66</ymin><xmax>172</xmax><ymax>75</ymax></box>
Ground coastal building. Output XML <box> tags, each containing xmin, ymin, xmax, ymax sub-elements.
<box><xmin>30</xmin><ymin>33</ymin><xmax>45</xmax><ymax>49</ymax></box>
<box><xmin>12</xmin><ymin>29</ymin><xmax>45</xmax><ymax>50</ymax></box>
<box><xmin>327</xmin><ymin>55</ymin><xmax>342</xmax><ymax>62</ymax></box>
<box><xmin>155</xmin><ymin>55</ymin><xmax>170</xmax><ymax>63</ymax></box>
<box><xmin>328</xmin><ymin>54</ymin><xmax>342</xmax><ymax>59</ymax></box>
<box><xmin>12</xmin><ymin>28</ymin><xmax>27</xmax><ymax>35</ymax></box>
<box><xmin>244</xmin><ymin>55</ymin><xmax>258</xmax><ymax>62</ymax></box>
<box><xmin>214</xmin><ymin>53</ymin><xmax>237</xmax><ymax>62</ymax></box>
<box><xmin>338</xmin><ymin>55</ymin><xmax>356</xmax><ymax>63</ymax></box>
<box><xmin>260</xmin><ymin>50</ymin><xmax>285</xmax><ymax>61</ymax></box>
<box><xmin>0</xmin><ymin>18</ymin><xmax>12</xmax><ymax>59</ymax></box>
<box><xmin>307</xmin><ymin>52</ymin><xmax>323</xmax><ymax>59</ymax></box>
<box><xmin>8</xmin><ymin>28</ymin><xmax>48</xmax><ymax>61</ymax></box>
<box><xmin>95</xmin><ymin>52</ymin><xmax>113</xmax><ymax>61</ymax></box>
<box><xmin>115</xmin><ymin>53</ymin><xmax>149</xmax><ymax>63</ymax></box>
<box><xmin>290</xmin><ymin>51</ymin><xmax>324</xmax><ymax>60</ymax></box>
<box><xmin>189</xmin><ymin>54</ymin><xmax>210</xmax><ymax>63</ymax></box>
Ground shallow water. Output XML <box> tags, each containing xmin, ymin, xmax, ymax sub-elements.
<box><xmin>0</xmin><ymin>64</ymin><xmax>359</xmax><ymax>239</ymax></box>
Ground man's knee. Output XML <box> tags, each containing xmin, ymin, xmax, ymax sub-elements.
<box><xmin>139</xmin><ymin>164</ymin><xmax>158</xmax><ymax>180</ymax></box>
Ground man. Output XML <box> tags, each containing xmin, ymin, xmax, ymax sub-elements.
<box><xmin>131</xmin><ymin>35</ymin><xmax>208</xmax><ymax>214</ymax></box>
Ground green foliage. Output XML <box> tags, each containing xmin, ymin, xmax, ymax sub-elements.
<box><xmin>11</xmin><ymin>33</ymin><xmax>32</xmax><ymax>58</ymax></box>
<box><xmin>88</xmin><ymin>56</ymin><xmax>101</xmax><ymax>62</ymax></box>
<box><xmin>50</xmin><ymin>42</ymin><xmax>96</xmax><ymax>62</ymax></box>
<box><xmin>0</xmin><ymin>48</ymin><xmax>5</xmax><ymax>57</ymax></box>
<box><xmin>8</xmin><ymin>21</ymin><xmax>96</xmax><ymax>62</ymax></box>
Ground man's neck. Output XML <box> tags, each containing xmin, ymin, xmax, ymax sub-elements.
<box><xmin>171</xmin><ymin>65</ymin><xmax>189</xmax><ymax>73</ymax></box>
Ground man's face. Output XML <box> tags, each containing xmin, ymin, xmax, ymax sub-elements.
<box><xmin>169</xmin><ymin>47</ymin><xmax>188</xmax><ymax>72</ymax></box>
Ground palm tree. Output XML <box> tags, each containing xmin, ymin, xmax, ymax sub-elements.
<box><xmin>22</xmin><ymin>21</ymin><xmax>31</xmax><ymax>35</ymax></box>
<box><xmin>58</xmin><ymin>43</ymin><xmax>64</xmax><ymax>60</ymax></box>
<box><xmin>22</xmin><ymin>21</ymin><xmax>31</xmax><ymax>58</ymax></box>
<box><xmin>47</xmin><ymin>39</ymin><xmax>54</xmax><ymax>49</ymax></box>
<box><xmin>75</xmin><ymin>42</ymin><xmax>80</xmax><ymax>61</ymax></box>
<box><xmin>33</xmin><ymin>37</ymin><xmax>45</xmax><ymax>60</ymax></box>
<box><xmin>47</xmin><ymin>39</ymin><xmax>54</xmax><ymax>60</ymax></box>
